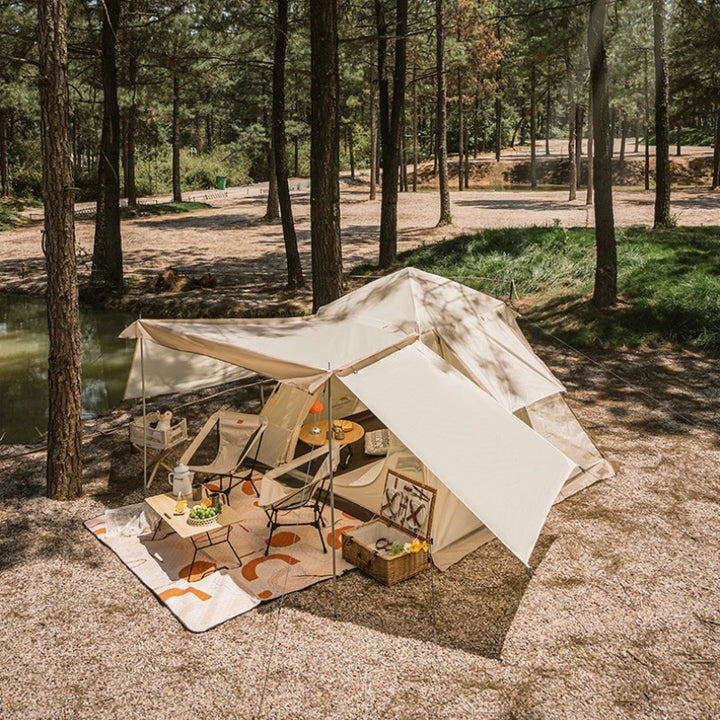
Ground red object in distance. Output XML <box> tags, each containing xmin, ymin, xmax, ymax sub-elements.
<box><xmin>309</xmin><ymin>400</ymin><xmax>324</xmax><ymax>415</ymax></box>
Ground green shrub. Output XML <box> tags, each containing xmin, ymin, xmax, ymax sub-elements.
<box><xmin>0</xmin><ymin>202</ymin><xmax>16</xmax><ymax>230</ymax></box>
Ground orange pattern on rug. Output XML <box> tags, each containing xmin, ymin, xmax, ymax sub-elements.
<box><xmin>85</xmin><ymin>482</ymin><xmax>360</xmax><ymax>633</ymax></box>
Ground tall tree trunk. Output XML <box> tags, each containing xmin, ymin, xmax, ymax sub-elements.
<box><xmin>265</xmin><ymin>139</ymin><xmax>280</xmax><ymax>219</ymax></box>
<box><xmin>369</xmin><ymin>45</ymin><xmax>377</xmax><ymax>201</ymax></box>
<box><xmin>566</xmin><ymin>47</ymin><xmax>577</xmax><ymax>201</ymax></box>
<box><xmin>653</xmin><ymin>0</ymin><xmax>671</xmax><ymax>227</ymax></box>
<box><xmin>38</xmin><ymin>0</ymin><xmax>83</xmax><ymax>500</ymax></box>
<box><xmin>348</xmin><ymin>125</ymin><xmax>356</xmax><ymax>180</ymax></box>
<box><xmin>712</xmin><ymin>112</ymin><xmax>720</xmax><ymax>190</ymax></box>
<box><xmin>586</xmin><ymin>83</ymin><xmax>594</xmax><ymax>205</ymax></box>
<box><xmin>435</xmin><ymin>0</ymin><xmax>451</xmax><ymax>225</ymax></box>
<box><xmin>545</xmin><ymin>67</ymin><xmax>551</xmax><ymax>155</ymax></box>
<box><xmin>412</xmin><ymin>59</ymin><xmax>418</xmax><ymax>192</ymax></box>
<box><xmin>588</xmin><ymin>0</ymin><xmax>617</xmax><ymax>307</ymax></box>
<box><xmin>272</xmin><ymin>0</ymin><xmax>303</xmax><ymax>288</ymax></box>
<box><xmin>0</xmin><ymin>108</ymin><xmax>9</xmax><ymax>196</ymax></box>
<box><xmin>91</xmin><ymin>0</ymin><xmax>123</xmax><ymax>293</ymax></box>
<box><xmin>125</xmin><ymin>52</ymin><xmax>138</xmax><ymax>207</ymax></box>
<box><xmin>171</xmin><ymin>70</ymin><xmax>181</xmax><ymax>202</ymax></box>
<box><xmin>457</xmin><ymin>70</ymin><xmax>463</xmax><ymax>192</ymax></box>
<box><xmin>376</xmin><ymin>0</ymin><xmax>407</xmax><ymax>267</ymax></box>
<box><xmin>494</xmin><ymin>68</ymin><xmax>502</xmax><ymax>160</ymax></box>
<box><xmin>576</xmin><ymin>102</ymin><xmax>584</xmax><ymax>186</ymax></box>
<box><xmin>310</xmin><ymin>0</ymin><xmax>343</xmax><ymax>310</ymax></box>
<box><xmin>643</xmin><ymin>50</ymin><xmax>650</xmax><ymax>190</ymax></box>
<box><xmin>400</xmin><ymin>108</ymin><xmax>407</xmax><ymax>192</ymax></box>
<box><xmin>530</xmin><ymin>62</ymin><xmax>537</xmax><ymax>190</ymax></box>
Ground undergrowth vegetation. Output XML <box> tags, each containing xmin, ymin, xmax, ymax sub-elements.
<box><xmin>383</xmin><ymin>223</ymin><xmax>720</xmax><ymax>351</ymax></box>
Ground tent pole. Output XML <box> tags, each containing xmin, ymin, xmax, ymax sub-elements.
<box><xmin>326</xmin><ymin>373</ymin><xmax>338</xmax><ymax>619</ymax></box>
<box><xmin>140</xmin><ymin>332</ymin><xmax>148</xmax><ymax>495</ymax></box>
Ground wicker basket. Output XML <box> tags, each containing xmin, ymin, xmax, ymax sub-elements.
<box><xmin>341</xmin><ymin>469</ymin><xmax>435</xmax><ymax>586</ymax></box>
<box><xmin>341</xmin><ymin>520</ymin><xmax>428</xmax><ymax>586</ymax></box>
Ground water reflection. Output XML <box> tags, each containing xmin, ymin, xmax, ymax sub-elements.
<box><xmin>0</xmin><ymin>294</ymin><xmax>135</xmax><ymax>445</ymax></box>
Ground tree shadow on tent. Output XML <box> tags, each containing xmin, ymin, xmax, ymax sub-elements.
<box><xmin>261</xmin><ymin>534</ymin><xmax>555</xmax><ymax>659</ymax></box>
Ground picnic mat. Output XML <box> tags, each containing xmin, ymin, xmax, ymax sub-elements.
<box><xmin>84</xmin><ymin>479</ymin><xmax>360</xmax><ymax>633</ymax></box>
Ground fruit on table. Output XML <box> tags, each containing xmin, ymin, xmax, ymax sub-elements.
<box><xmin>189</xmin><ymin>504</ymin><xmax>222</xmax><ymax>520</ymax></box>
<box><xmin>175</xmin><ymin>499</ymin><xmax>187</xmax><ymax>513</ymax></box>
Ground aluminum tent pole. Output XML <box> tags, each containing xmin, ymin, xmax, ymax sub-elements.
<box><xmin>140</xmin><ymin>330</ymin><xmax>148</xmax><ymax>495</ymax></box>
<box><xmin>326</xmin><ymin>371</ymin><xmax>338</xmax><ymax>618</ymax></box>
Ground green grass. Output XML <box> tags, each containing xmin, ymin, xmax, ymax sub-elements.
<box><xmin>0</xmin><ymin>200</ymin><xmax>25</xmax><ymax>231</ymax></box>
<box><xmin>364</xmin><ymin>223</ymin><xmax>720</xmax><ymax>351</ymax></box>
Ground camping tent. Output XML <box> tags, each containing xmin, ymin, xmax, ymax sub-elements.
<box><xmin>121</xmin><ymin>268</ymin><xmax>615</xmax><ymax>569</ymax></box>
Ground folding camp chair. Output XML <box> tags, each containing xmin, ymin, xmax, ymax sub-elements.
<box><xmin>259</xmin><ymin>442</ymin><xmax>340</xmax><ymax>555</ymax></box>
<box><xmin>179</xmin><ymin>411</ymin><xmax>268</xmax><ymax>503</ymax></box>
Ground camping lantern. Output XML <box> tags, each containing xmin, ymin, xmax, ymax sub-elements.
<box><xmin>308</xmin><ymin>400</ymin><xmax>324</xmax><ymax>435</ymax></box>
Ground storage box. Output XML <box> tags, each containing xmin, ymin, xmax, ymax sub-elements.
<box><xmin>129</xmin><ymin>413</ymin><xmax>188</xmax><ymax>451</ymax></box>
<box><xmin>341</xmin><ymin>469</ymin><xmax>435</xmax><ymax>586</ymax></box>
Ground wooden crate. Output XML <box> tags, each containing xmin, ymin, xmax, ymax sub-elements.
<box><xmin>129</xmin><ymin>413</ymin><xmax>188</xmax><ymax>451</ymax></box>
<box><xmin>341</xmin><ymin>469</ymin><xmax>435</xmax><ymax>586</ymax></box>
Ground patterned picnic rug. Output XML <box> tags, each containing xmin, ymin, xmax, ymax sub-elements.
<box><xmin>85</xmin><ymin>479</ymin><xmax>360</xmax><ymax>632</ymax></box>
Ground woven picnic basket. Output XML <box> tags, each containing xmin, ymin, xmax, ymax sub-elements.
<box><xmin>341</xmin><ymin>469</ymin><xmax>435</xmax><ymax>586</ymax></box>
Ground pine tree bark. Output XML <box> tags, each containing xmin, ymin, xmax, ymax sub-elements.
<box><xmin>310</xmin><ymin>0</ymin><xmax>343</xmax><ymax>310</ymax></box>
<box><xmin>588</xmin><ymin>0</ymin><xmax>617</xmax><ymax>307</ymax></box>
<box><xmin>171</xmin><ymin>70</ymin><xmax>182</xmax><ymax>202</ymax></box>
<box><xmin>530</xmin><ymin>63</ymin><xmax>537</xmax><ymax>190</ymax></box>
<box><xmin>272</xmin><ymin>0</ymin><xmax>303</xmax><ymax>289</ymax></box>
<box><xmin>586</xmin><ymin>85</ymin><xmax>594</xmax><ymax>205</ymax></box>
<box><xmin>38</xmin><ymin>0</ymin><xmax>83</xmax><ymax>500</ymax></box>
<box><xmin>91</xmin><ymin>0</ymin><xmax>123</xmax><ymax>293</ymax></box>
<box><xmin>265</xmin><ymin>139</ymin><xmax>280</xmax><ymax>220</ymax></box>
<box><xmin>653</xmin><ymin>0</ymin><xmax>672</xmax><ymax>227</ymax></box>
<box><xmin>124</xmin><ymin>52</ymin><xmax>138</xmax><ymax>208</ymax></box>
<box><xmin>412</xmin><ymin>59</ymin><xmax>418</xmax><ymax>192</ymax></box>
<box><xmin>369</xmin><ymin>46</ymin><xmax>377</xmax><ymax>201</ymax></box>
<box><xmin>566</xmin><ymin>45</ymin><xmax>577</xmax><ymax>201</ymax></box>
<box><xmin>0</xmin><ymin>108</ymin><xmax>9</xmax><ymax>196</ymax></box>
<box><xmin>435</xmin><ymin>0</ymin><xmax>452</xmax><ymax>225</ymax></box>
<box><xmin>376</xmin><ymin>0</ymin><xmax>407</xmax><ymax>268</ymax></box>
<box><xmin>457</xmin><ymin>70</ymin><xmax>464</xmax><ymax>192</ymax></box>
<box><xmin>713</xmin><ymin>112</ymin><xmax>720</xmax><ymax>190</ymax></box>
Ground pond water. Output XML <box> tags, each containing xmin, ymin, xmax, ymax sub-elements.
<box><xmin>0</xmin><ymin>294</ymin><xmax>136</xmax><ymax>446</ymax></box>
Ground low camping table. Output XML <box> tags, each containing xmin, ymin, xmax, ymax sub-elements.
<box><xmin>298</xmin><ymin>420</ymin><xmax>365</xmax><ymax>467</ymax></box>
<box><xmin>145</xmin><ymin>493</ymin><xmax>244</xmax><ymax>581</ymax></box>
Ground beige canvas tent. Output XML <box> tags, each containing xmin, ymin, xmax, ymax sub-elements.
<box><xmin>121</xmin><ymin>268</ymin><xmax>615</xmax><ymax>569</ymax></box>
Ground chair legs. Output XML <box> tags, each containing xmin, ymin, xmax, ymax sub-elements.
<box><xmin>202</xmin><ymin>470</ymin><xmax>259</xmax><ymax>505</ymax></box>
<box><xmin>264</xmin><ymin>507</ymin><xmax>327</xmax><ymax>555</ymax></box>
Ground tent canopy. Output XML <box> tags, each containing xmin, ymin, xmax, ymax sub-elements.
<box><xmin>121</xmin><ymin>268</ymin><xmax>610</xmax><ymax>566</ymax></box>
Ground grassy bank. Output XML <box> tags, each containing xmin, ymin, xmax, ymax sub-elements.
<box><xmin>371</xmin><ymin>224</ymin><xmax>720</xmax><ymax>351</ymax></box>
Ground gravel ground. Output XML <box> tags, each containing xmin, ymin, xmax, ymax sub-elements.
<box><xmin>1</xmin><ymin>173</ymin><xmax>720</xmax><ymax>719</ymax></box>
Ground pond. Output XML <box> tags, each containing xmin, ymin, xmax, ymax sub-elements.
<box><xmin>0</xmin><ymin>294</ymin><xmax>136</xmax><ymax>446</ymax></box>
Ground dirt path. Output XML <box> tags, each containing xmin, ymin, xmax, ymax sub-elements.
<box><xmin>3</xmin><ymin>179</ymin><xmax>719</xmax><ymax>317</ymax></box>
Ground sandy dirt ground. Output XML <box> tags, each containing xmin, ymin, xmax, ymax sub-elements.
<box><xmin>3</xmin><ymin>156</ymin><xmax>720</xmax><ymax>316</ymax></box>
<box><xmin>1</xmin><ymin>170</ymin><xmax>719</xmax><ymax>719</ymax></box>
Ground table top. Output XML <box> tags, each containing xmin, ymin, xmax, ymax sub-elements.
<box><xmin>145</xmin><ymin>493</ymin><xmax>243</xmax><ymax>539</ymax></box>
<box><xmin>298</xmin><ymin>419</ymin><xmax>365</xmax><ymax>448</ymax></box>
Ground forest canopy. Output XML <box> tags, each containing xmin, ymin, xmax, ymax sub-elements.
<box><xmin>1</xmin><ymin>0</ymin><xmax>718</xmax><ymax>202</ymax></box>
